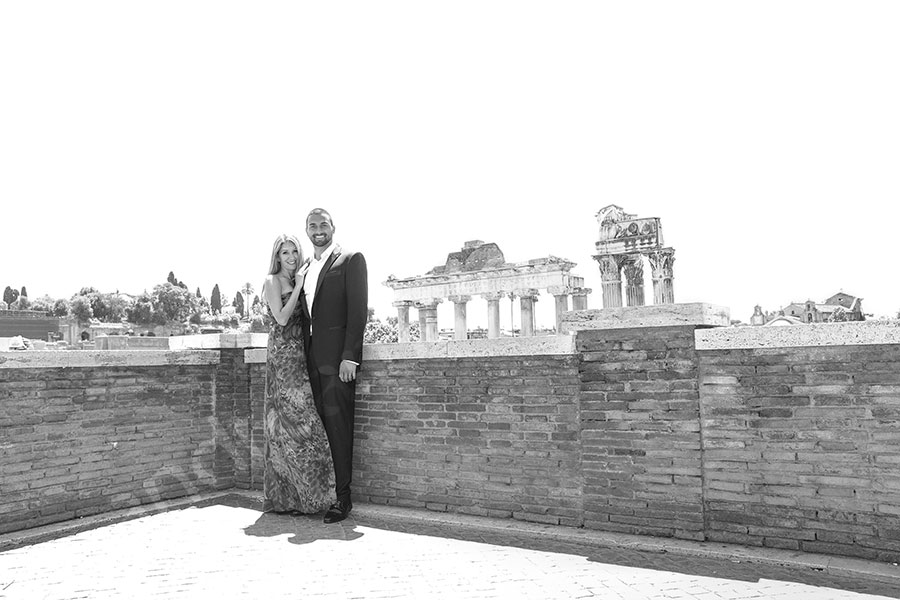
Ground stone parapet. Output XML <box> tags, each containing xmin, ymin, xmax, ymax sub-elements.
<box><xmin>0</xmin><ymin>349</ymin><xmax>220</xmax><ymax>369</ymax></box>
<box><xmin>561</xmin><ymin>302</ymin><xmax>730</xmax><ymax>332</ymax></box>
<box><xmin>245</xmin><ymin>335</ymin><xmax>576</xmax><ymax>364</ymax></box>
<box><xmin>695</xmin><ymin>320</ymin><xmax>900</xmax><ymax>350</ymax></box>
<box><xmin>169</xmin><ymin>333</ymin><xmax>268</xmax><ymax>350</ymax></box>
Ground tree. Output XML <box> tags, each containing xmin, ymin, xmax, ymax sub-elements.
<box><xmin>126</xmin><ymin>293</ymin><xmax>159</xmax><ymax>326</ymax></box>
<box><xmin>70</xmin><ymin>296</ymin><xmax>94</xmax><ymax>323</ymax></box>
<box><xmin>69</xmin><ymin>288</ymin><xmax>128</xmax><ymax>322</ymax></box>
<box><xmin>211</xmin><ymin>284</ymin><xmax>222</xmax><ymax>314</ymax></box>
<box><xmin>3</xmin><ymin>286</ymin><xmax>19</xmax><ymax>306</ymax></box>
<box><xmin>30</xmin><ymin>294</ymin><xmax>56</xmax><ymax>315</ymax></box>
<box><xmin>52</xmin><ymin>298</ymin><xmax>70</xmax><ymax>318</ymax></box>
<box><xmin>234</xmin><ymin>291</ymin><xmax>245</xmax><ymax>317</ymax></box>
<box><xmin>153</xmin><ymin>282</ymin><xmax>199</xmax><ymax>323</ymax></box>
<box><xmin>20</xmin><ymin>286</ymin><xmax>28</xmax><ymax>299</ymax></box>
<box><xmin>196</xmin><ymin>287</ymin><xmax>202</xmax><ymax>298</ymax></box>
<box><xmin>167</xmin><ymin>271</ymin><xmax>188</xmax><ymax>290</ymax></box>
<box><xmin>364</xmin><ymin>316</ymin><xmax>421</xmax><ymax>344</ymax></box>
<box><xmin>240</xmin><ymin>282</ymin><xmax>254</xmax><ymax>319</ymax></box>
<box><xmin>126</xmin><ymin>283</ymin><xmax>198</xmax><ymax>326</ymax></box>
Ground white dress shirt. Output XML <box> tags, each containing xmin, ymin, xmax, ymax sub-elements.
<box><xmin>303</xmin><ymin>242</ymin><xmax>336</xmax><ymax>315</ymax></box>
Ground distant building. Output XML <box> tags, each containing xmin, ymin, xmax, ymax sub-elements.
<box><xmin>0</xmin><ymin>309</ymin><xmax>61</xmax><ymax>340</ymax></box>
<box><xmin>780</xmin><ymin>291</ymin><xmax>865</xmax><ymax>324</ymax></box>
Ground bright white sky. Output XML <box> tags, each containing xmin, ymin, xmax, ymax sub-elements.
<box><xmin>2</xmin><ymin>2</ymin><xmax>899</xmax><ymax>329</ymax></box>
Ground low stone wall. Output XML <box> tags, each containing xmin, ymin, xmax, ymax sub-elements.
<box><xmin>4</xmin><ymin>316</ymin><xmax>900</xmax><ymax>563</ymax></box>
<box><xmin>246</xmin><ymin>337</ymin><xmax>582</xmax><ymax>524</ymax></box>
<box><xmin>696</xmin><ymin>321</ymin><xmax>900</xmax><ymax>560</ymax></box>
<box><xmin>0</xmin><ymin>351</ymin><xmax>227</xmax><ymax>534</ymax></box>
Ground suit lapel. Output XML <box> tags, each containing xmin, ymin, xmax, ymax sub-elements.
<box><xmin>312</xmin><ymin>245</ymin><xmax>341</xmax><ymax>315</ymax></box>
<box><xmin>300</xmin><ymin>258</ymin><xmax>312</xmax><ymax>319</ymax></box>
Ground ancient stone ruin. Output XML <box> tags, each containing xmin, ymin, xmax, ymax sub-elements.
<box><xmin>593</xmin><ymin>204</ymin><xmax>675</xmax><ymax>308</ymax></box>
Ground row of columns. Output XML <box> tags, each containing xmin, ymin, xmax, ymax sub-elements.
<box><xmin>392</xmin><ymin>287</ymin><xmax>590</xmax><ymax>342</ymax></box>
<box><xmin>594</xmin><ymin>249</ymin><xmax>675</xmax><ymax>309</ymax></box>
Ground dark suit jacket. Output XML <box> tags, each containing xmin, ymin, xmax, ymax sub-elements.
<box><xmin>300</xmin><ymin>245</ymin><xmax>368</xmax><ymax>376</ymax></box>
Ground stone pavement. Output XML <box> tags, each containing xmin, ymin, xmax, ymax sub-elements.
<box><xmin>2</xmin><ymin>491</ymin><xmax>900</xmax><ymax>600</ymax></box>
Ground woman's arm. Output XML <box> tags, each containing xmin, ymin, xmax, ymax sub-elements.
<box><xmin>264</xmin><ymin>266</ymin><xmax>308</xmax><ymax>326</ymax></box>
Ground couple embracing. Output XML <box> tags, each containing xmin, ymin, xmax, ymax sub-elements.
<box><xmin>261</xmin><ymin>208</ymin><xmax>367</xmax><ymax>524</ymax></box>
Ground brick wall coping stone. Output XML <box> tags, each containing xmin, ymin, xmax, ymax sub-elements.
<box><xmin>168</xmin><ymin>333</ymin><xmax>268</xmax><ymax>349</ymax></box>
<box><xmin>0</xmin><ymin>349</ymin><xmax>221</xmax><ymax>369</ymax></box>
<box><xmin>243</xmin><ymin>334</ymin><xmax>576</xmax><ymax>364</ymax></box>
<box><xmin>695</xmin><ymin>319</ymin><xmax>900</xmax><ymax>350</ymax></box>
<box><xmin>560</xmin><ymin>302</ymin><xmax>730</xmax><ymax>332</ymax></box>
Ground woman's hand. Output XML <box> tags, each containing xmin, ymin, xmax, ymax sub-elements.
<box><xmin>294</xmin><ymin>262</ymin><xmax>310</xmax><ymax>290</ymax></box>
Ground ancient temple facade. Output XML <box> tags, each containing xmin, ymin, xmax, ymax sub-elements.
<box><xmin>592</xmin><ymin>205</ymin><xmax>675</xmax><ymax>308</ymax></box>
<box><xmin>383</xmin><ymin>241</ymin><xmax>590</xmax><ymax>341</ymax></box>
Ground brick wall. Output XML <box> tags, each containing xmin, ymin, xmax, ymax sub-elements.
<box><xmin>698</xmin><ymin>343</ymin><xmax>900</xmax><ymax>561</ymax></box>
<box><xmin>6</xmin><ymin>323</ymin><xmax>900</xmax><ymax>563</ymax></box>
<box><xmin>577</xmin><ymin>326</ymin><xmax>706</xmax><ymax>540</ymax></box>
<box><xmin>0</xmin><ymin>352</ymin><xmax>237</xmax><ymax>534</ymax></box>
<box><xmin>351</xmin><ymin>355</ymin><xmax>583</xmax><ymax>525</ymax></box>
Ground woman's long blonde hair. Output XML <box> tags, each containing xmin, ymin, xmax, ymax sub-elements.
<box><xmin>262</xmin><ymin>234</ymin><xmax>304</xmax><ymax>302</ymax></box>
<box><xmin>267</xmin><ymin>234</ymin><xmax>304</xmax><ymax>276</ymax></box>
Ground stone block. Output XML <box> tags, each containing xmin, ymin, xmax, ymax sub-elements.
<box><xmin>562</xmin><ymin>302</ymin><xmax>730</xmax><ymax>332</ymax></box>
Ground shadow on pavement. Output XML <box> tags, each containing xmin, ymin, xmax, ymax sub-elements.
<box><xmin>350</xmin><ymin>513</ymin><xmax>900</xmax><ymax>600</ymax></box>
<box><xmin>243</xmin><ymin>511</ymin><xmax>364</xmax><ymax>545</ymax></box>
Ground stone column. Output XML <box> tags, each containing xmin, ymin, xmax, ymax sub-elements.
<box><xmin>448</xmin><ymin>295</ymin><xmax>471</xmax><ymax>341</ymax></box>
<box><xmin>414</xmin><ymin>302</ymin><xmax>428</xmax><ymax>341</ymax></box>
<box><xmin>392</xmin><ymin>300</ymin><xmax>414</xmax><ymax>343</ymax></box>
<box><xmin>416</xmin><ymin>299</ymin><xmax>442</xmax><ymax>342</ymax></box>
<box><xmin>622</xmin><ymin>255</ymin><xmax>645</xmax><ymax>307</ymax></box>
<box><xmin>547</xmin><ymin>285</ymin><xmax>570</xmax><ymax>334</ymax></box>
<box><xmin>571</xmin><ymin>287</ymin><xmax>591</xmax><ymax>311</ymax></box>
<box><xmin>482</xmin><ymin>292</ymin><xmax>504</xmax><ymax>339</ymax></box>
<box><xmin>594</xmin><ymin>255</ymin><xmax>624</xmax><ymax>309</ymax></box>
<box><xmin>515</xmin><ymin>289</ymin><xmax>539</xmax><ymax>337</ymax></box>
<box><xmin>648</xmin><ymin>248</ymin><xmax>676</xmax><ymax>305</ymax></box>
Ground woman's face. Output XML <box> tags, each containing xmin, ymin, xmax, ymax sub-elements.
<box><xmin>278</xmin><ymin>241</ymin><xmax>299</xmax><ymax>274</ymax></box>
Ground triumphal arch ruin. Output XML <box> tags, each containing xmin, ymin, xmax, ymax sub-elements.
<box><xmin>383</xmin><ymin>240</ymin><xmax>590</xmax><ymax>341</ymax></box>
<box><xmin>593</xmin><ymin>204</ymin><xmax>675</xmax><ymax>308</ymax></box>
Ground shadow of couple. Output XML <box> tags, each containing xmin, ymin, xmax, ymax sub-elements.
<box><xmin>243</xmin><ymin>510</ymin><xmax>364</xmax><ymax>545</ymax></box>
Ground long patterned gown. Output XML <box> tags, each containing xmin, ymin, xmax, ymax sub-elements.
<box><xmin>264</xmin><ymin>292</ymin><xmax>335</xmax><ymax>513</ymax></box>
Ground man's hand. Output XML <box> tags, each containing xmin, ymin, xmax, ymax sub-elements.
<box><xmin>339</xmin><ymin>360</ymin><xmax>358</xmax><ymax>383</ymax></box>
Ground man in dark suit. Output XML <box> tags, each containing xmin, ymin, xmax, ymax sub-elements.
<box><xmin>301</xmin><ymin>208</ymin><xmax>368</xmax><ymax>524</ymax></box>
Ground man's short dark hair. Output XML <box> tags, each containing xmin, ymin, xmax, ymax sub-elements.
<box><xmin>307</xmin><ymin>208</ymin><xmax>334</xmax><ymax>226</ymax></box>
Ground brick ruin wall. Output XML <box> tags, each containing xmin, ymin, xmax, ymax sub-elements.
<box><xmin>3</xmin><ymin>325</ymin><xmax>900</xmax><ymax>562</ymax></box>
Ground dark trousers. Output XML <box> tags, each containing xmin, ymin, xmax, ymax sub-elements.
<box><xmin>307</xmin><ymin>348</ymin><xmax>355</xmax><ymax>503</ymax></box>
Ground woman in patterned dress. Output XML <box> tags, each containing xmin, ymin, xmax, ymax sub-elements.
<box><xmin>261</xmin><ymin>234</ymin><xmax>335</xmax><ymax>514</ymax></box>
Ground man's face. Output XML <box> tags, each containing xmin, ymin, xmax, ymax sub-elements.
<box><xmin>306</xmin><ymin>213</ymin><xmax>334</xmax><ymax>248</ymax></box>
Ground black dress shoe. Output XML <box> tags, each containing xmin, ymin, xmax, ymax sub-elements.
<box><xmin>323</xmin><ymin>500</ymin><xmax>352</xmax><ymax>524</ymax></box>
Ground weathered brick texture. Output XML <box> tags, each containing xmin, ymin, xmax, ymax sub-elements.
<box><xmin>577</xmin><ymin>326</ymin><xmax>705</xmax><ymax>540</ymax></box>
<box><xmin>6</xmin><ymin>331</ymin><xmax>900</xmax><ymax>564</ymax></box>
<box><xmin>350</xmin><ymin>356</ymin><xmax>583</xmax><ymax>526</ymax></box>
<box><xmin>699</xmin><ymin>344</ymin><xmax>900</xmax><ymax>561</ymax></box>
<box><xmin>0</xmin><ymin>354</ymin><xmax>250</xmax><ymax>534</ymax></box>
